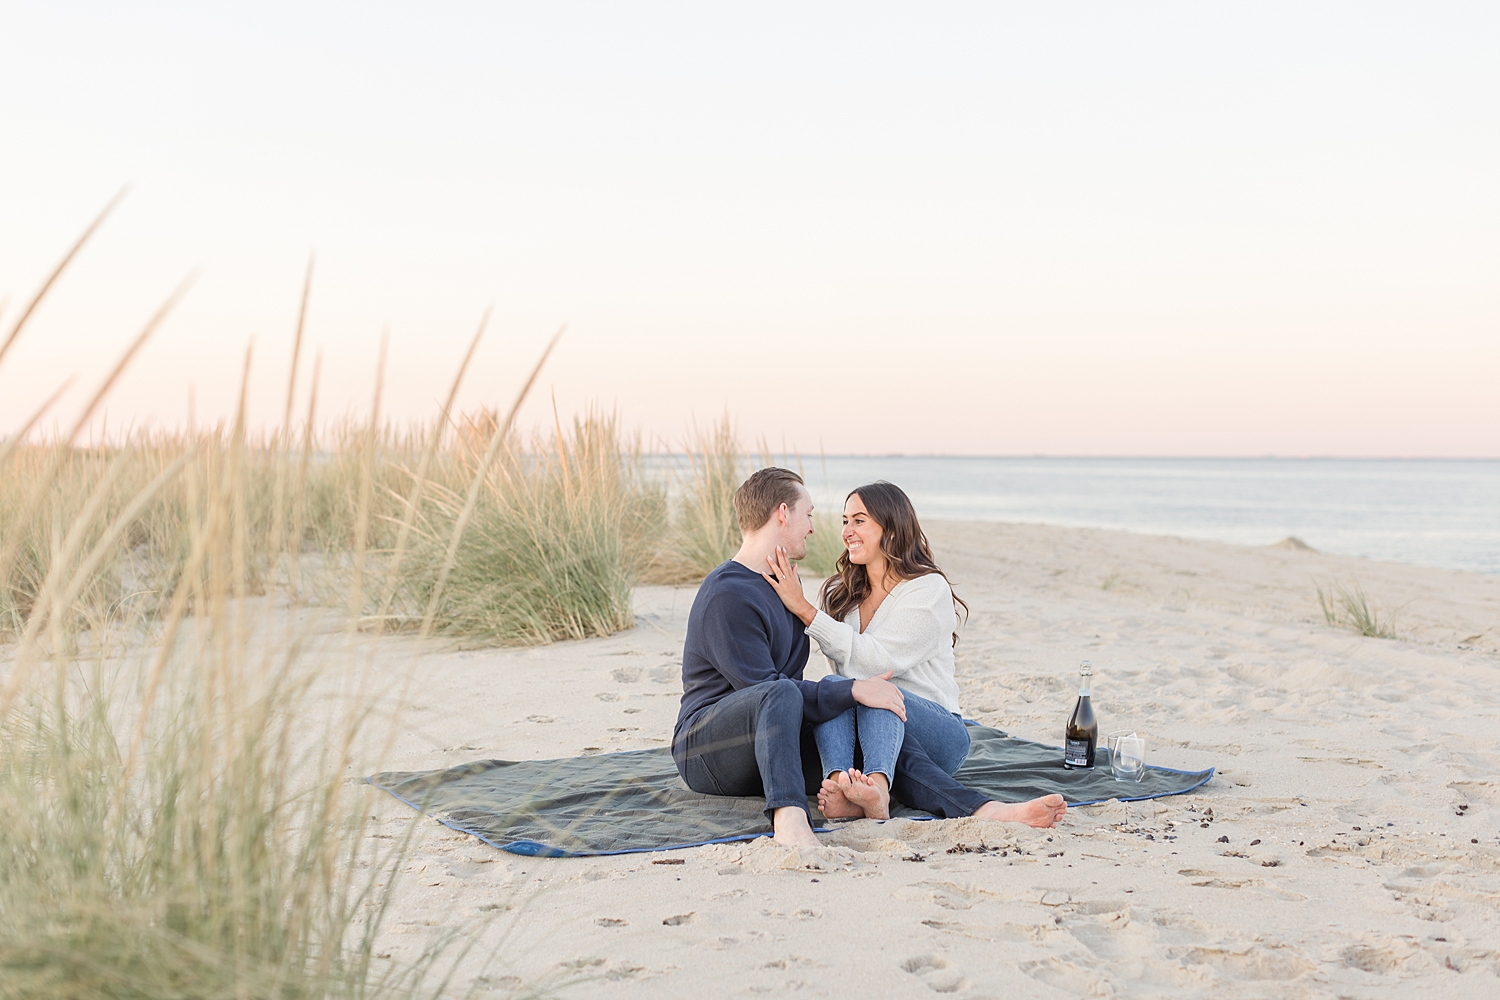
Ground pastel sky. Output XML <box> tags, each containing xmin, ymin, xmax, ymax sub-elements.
<box><xmin>2</xmin><ymin>2</ymin><xmax>1496</xmax><ymax>456</ymax></box>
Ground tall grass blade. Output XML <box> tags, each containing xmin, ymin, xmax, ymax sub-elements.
<box><xmin>0</xmin><ymin>186</ymin><xmax>128</xmax><ymax>373</ymax></box>
<box><xmin>374</xmin><ymin>307</ymin><xmax>490</xmax><ymax>628</ymax></box>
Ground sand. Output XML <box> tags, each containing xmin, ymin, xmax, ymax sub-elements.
<box><xmin>361</xmin><ymin>521</ymin><xmax>1500</xmax><ymax>998</ymax></box>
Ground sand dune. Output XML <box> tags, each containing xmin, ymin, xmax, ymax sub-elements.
<box><xmin>364</xmin><ymin>521</ymin><xmax>1500</xmax><ymax>998</ymax></box>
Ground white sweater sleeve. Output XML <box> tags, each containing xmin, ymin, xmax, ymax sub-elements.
<box><xmin>805</xmin><ymin>577</ymin><xmax>952</xmax><ymax>682</ymax></box>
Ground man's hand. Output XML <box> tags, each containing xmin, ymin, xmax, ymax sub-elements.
<box><xmin>762</xmin><ymin>546</ymin><xmax>816</xmax><ymax>626</ymax></box>
<box><xmin>851</xmin><ymin>670</ymin><xmax>906</xmax><ymax>721</ymax></box>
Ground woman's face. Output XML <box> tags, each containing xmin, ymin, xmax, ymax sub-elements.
<box><xmin>842</xmin><ymin>494</ymin><xmax>884</xmax><ymax>567</ymax></box>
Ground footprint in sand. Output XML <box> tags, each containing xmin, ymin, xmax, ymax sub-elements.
<box><xmin>1173</xmin><ymin>944</ymin><xmax>1316</xmax><ymax>981</ymax></box>
<box><xmin>605</xmin><ymin>963</ymin><xmax>646</xmax><ymax>981</ymax></box>
<box><xmin>761</xmin><ymin>955</ymin><xmax>817</xmax><ymax>969</ymax></box>
<box><xmin>1020</xmin><ymin>956</ymin><xmax>1114</xmax><ymax>994</ymax></box>
<box><xmin>900</xmin><ymin>954</ymin><xmax>969</xmax><ymax>993</ymax></box>
<box><xmin>1341</xmin><ymin>943</ymin><xmax>1408</xmax><ymax>974</ymax></box>
<box><xmin>893</xmin><ymin>880</ymin><xmax>997</xmax><ymax>911</ymax></box>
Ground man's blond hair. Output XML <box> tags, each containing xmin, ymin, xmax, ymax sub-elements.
<box><xmin>733</xmin><ymin>467</ymin><xmax>806</xmax><ymax>534</ymax></box>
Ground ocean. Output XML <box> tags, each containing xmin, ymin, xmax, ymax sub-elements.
<box><xmin>789</xmin><ymin>458</ymin><xmax>1500</xmax><ymax>576</ymax></box>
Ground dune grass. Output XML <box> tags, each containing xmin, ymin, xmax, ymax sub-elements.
<box><xmin>391</xmin><ymin>411</ymin><xmax>661</xmax><ymax>643</ymax></box>
<box><xmin>0</xmin><ymin>213</ymin><xmax>527</xmax><ymax>998</ymax></box>
<box><xmin>0</xmin><ymin>425</ymin><xmax>421</xmax><ymax>641</ymax></box>
<box><xmin>800</xmin><ymin>513</ymin><xmax>845</xmax><ymax>578</ymax></box>
<box><xmin>1315</xmin><ymin>579</ymin><xmax>1399</xmax><ymax>639</ymax></box>
<box><xmin>7</xmin><ymin>407</ymin><xmax>861</xmax><ymax>644</ymax></box>
<box><xmin>0</xmin><ymin>617</ymin><xmax>445</xmax><ymax>1000</ymax></box>
<box><xmin>0</xmin><ymin>380</ymin><xmax>461</xmax><ymax>1000</ymax></box>
<box><xmin>644</xmin><ymin>417</ymin><xmax>747</xmax><ymax>583</ymax></box>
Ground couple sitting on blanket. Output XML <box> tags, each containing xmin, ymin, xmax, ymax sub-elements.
<box><xmin>672</xmin><ymin>468</ymin><xmax>1067</xmax><ymax>848</ymax></box>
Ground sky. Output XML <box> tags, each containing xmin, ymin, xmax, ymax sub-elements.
<box><xmin>1</xmin><ymin>2</ymin><xmax>1496</xmax><ymax>456</ymax></box>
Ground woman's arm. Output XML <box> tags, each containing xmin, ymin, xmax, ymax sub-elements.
<box><xmin>758</xmin><ymin>550</ymin><xmax>909</xmax><ymax>719</ymax></box>
<box><xmin>761</xmin><ymin>549</ymin><xmax>953</xmax><ymax>680</ymax></box>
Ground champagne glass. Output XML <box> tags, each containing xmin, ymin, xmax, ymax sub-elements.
<box><xmin>1112</xmin><ymin>735</ymin><xmax>1145</xmax><ymax>782</ymax></box>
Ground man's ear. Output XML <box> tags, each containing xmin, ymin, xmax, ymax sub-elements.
<box><xmin>776</xmin><ymin>502</ymin><xmax>789</xmax><ymax>526</ymax></box>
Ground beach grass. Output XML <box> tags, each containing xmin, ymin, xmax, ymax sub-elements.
<box><xmin>0</xmin><ymin>619</ymin><xmax>443</xmax><ymax>1000</ymax></box>
<box><xmin>645</xmin><ymin>416</ymin><xmax>747</xmax><ymax>583</ymax></box>
<box><xmin>1316</xmin><ymin>579</ymin><xmax>1399</xmax><ymax>639</ymax></box>
<box><xmin>0</xmin><ymin>389</ymin><xmax>460</xmax><ymax>1000</ymax></box>
<box><xmin>0</xmin><ymin>221</ymin><xmax>531</xmax><ymax>997</ymax></box>
<box><xmin>389</xmin><ymin>411</ymin><xmax>661</xmax><ymax>643</ymax></box>
<box><xmin>800</xmin><ymin>513</ymin><xmax>845</xmax><ymax>578</ymax></box>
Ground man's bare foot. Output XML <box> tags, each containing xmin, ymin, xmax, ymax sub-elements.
<box><xmin>817</xmin><ymin>771</ymin><xmax>865</xmax><ymax>819</ymax></box>
<box><xmin>840</xmin><ymin>768</ymin><xmax>891</xmax><ymax>821</ymax></box>
<box><xmin>973</xmin><ymin>794</ymin><xmax>1067</xmax><ymax>828</ymax></box>
<box><xmin>771</xmin><ymin>805</ymin><xmax>823</xmax><ymax>847</ymax></box>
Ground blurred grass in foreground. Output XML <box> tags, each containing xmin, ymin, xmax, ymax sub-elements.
<box><xmin>0</xmin><ymin>342</ymin><xmax>471</xmax><ymax>1000</ymax></box>
<box><xmin>0</xmin><ymin>210</ymin><xmax>532</xmax><ymax>998</ymax></box>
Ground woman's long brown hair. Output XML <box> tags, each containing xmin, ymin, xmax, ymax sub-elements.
<box><xmin>819</xmin><ymin>481</ymin><xmax>968</xmax><ymax>644</ymax></box>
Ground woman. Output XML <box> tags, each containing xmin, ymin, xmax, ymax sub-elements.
<box><xmin>763</xmin><ymin>481</ymin><xmax>1064</xmax><ymax>828</ymax></box>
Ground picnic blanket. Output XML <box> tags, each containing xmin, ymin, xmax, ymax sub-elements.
<box><xmin>369</xmin><ymin>725</ymin><xmax>1214</xmax><ymax>857</ymax></box>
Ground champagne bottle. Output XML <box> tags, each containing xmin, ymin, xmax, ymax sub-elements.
<box><xmin>1064</xmin><ymin>660</ymin><xmax>1097</xmax><ymax>769</ymax></box>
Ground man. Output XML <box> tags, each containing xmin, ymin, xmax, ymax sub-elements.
<box><xmin>673</xmin><ymin>468</ymin><xmax>1064</xmax><ymax>847</ymax></box>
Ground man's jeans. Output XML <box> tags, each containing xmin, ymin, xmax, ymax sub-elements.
<box><xmin>813</xmin><ymin>688</ymin><xmax>970</xmax><ymax>782</ymax></box>
<box><xmin>676</xmin><ymin>679</ymin><xmax>822</xmax><ymax>824</ymax></box>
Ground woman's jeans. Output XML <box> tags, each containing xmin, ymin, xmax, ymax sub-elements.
<box><xmin>813</xmin><ymin>688</ymin><xmax>970</xmax><ymax>782</ymax></box>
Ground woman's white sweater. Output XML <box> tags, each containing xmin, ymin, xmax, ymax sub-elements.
<box><xmin>805</xmin><ymin>572</ymin><xmax>962</xmax><ymax>715</ymax></box>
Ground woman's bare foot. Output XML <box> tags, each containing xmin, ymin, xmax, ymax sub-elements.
<box><xmin>840</xmin><ymin>768</ymin><xmax>891</xmax><ymax>821</ymax></box>
<box><xmin>771</xmin><ymin>805</ymin><xmax>823</xmax><ymax>847</ymax></box>
<box><xmin>973</xmin><ymin>794</ymin><xmax>1067</xmax><ymax>828</ymax></box>
<box><xmin>817</xmin><ymin>771</ymin><xmax>865</xmax><ymax>819</ymax></box>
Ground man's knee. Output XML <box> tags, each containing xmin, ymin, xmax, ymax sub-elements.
<box><xmin>761</xmin><ymin>677</ymin><xmax>802</xmax><ymax>713</ymax></box>
<box><xmin>748</xmin><ymin>678</ymin><xmax>803</xmax><ymax>735</ymax></box>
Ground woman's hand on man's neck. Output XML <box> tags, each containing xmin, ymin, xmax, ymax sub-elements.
<box><xmin>732</xmin><ymin>535</ymin><xmax>778</xmax><ymax>574</ymax></box>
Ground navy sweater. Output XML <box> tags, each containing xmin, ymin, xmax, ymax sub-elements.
<box><xmin>673</xmin><ymin>560</ymin><xmax>857</xmax><ymax>766</ymax></box>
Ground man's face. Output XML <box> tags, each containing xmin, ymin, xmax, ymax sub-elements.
<box><xmin>778</xmin><ymin>486</ymin><xmax>815</xmax><ymax>561</ymax></box>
